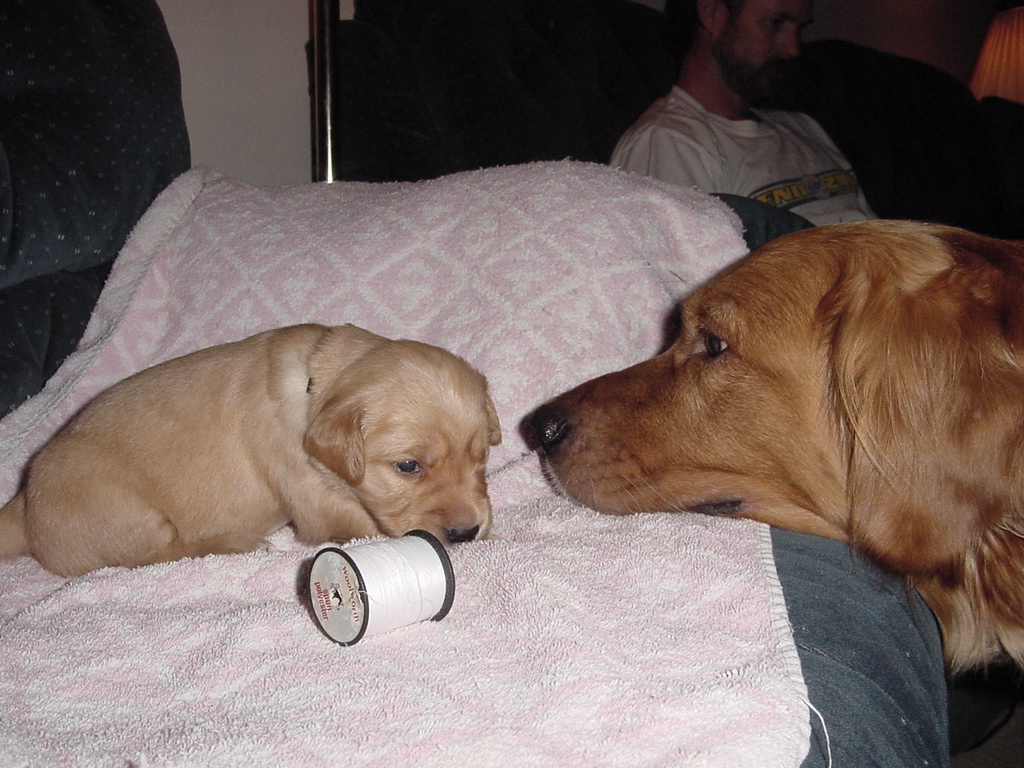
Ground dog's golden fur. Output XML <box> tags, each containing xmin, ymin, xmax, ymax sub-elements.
<box><xmin>0</xmin><ymin>324</ymin><xmax>500</xmax><ymax>578</ymax></box>
<box><xmin>533</xmin><ymin>221</ymin><xmax>1024</xmax><ymax>672</ymax></box>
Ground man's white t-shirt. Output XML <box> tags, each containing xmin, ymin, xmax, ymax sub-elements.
<box><xmin>611</xmin><ymin>86</ymin><xmax>875</xmax><ymax>226</ymax></box>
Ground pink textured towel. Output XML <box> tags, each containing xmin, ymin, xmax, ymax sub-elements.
<box><xmin>0</xmin><ymin>162</ymin><xmax>810</xmax><ymax>766</ymax></box>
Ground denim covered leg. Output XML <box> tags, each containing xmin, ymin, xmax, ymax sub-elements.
<box><xmin>771</xmin><ymin>527</ymin><xmax>949</xmax><ymax>768</ymax></box>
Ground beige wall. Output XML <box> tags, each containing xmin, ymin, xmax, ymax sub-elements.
<box><xmin>156</xmin><ymin>0</ymin><xmax>354</xmax><ymax>185</ymax></box>
<box><xmin>156</xmin><ymin>0</ymin><xmax>997</xmax><ymax>187</ymax></box>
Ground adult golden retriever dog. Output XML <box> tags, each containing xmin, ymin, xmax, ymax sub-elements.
<box><xmin>531</xmin><ymin>220</ymin><xmax>1024</xmax><ymax>672</ymax></box>
<box><xmin>1</xmin><ymin>324</ymin><xmax>500</xmax><ymax>578</ymax></box>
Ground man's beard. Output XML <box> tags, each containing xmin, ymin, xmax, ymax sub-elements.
<box><xmin>712</xmin><ymin>42</ymin><xmax>797</xmax><ymax>106</ymax></box>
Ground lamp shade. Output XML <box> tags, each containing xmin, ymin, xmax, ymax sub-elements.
<box><xmin>971</xmin><ymin>6</ymin><xmax>1024</xmax><ymax>102</ymax></box>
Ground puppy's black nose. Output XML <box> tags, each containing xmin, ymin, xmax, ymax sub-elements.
<box><xmin>529</xmin><ymin>403</ymin><xmax>572</xmax><ymax>454</ymax></box>
<box><xmin>447</xmin><ymin>525</ymin><xmax>480</xmax><ymax>543</ymax></box>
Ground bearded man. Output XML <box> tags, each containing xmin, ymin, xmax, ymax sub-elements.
<box><xmin>611</xmin><ymin>0</ymin><xmax>874</xmax><ymax>226</ymax></box>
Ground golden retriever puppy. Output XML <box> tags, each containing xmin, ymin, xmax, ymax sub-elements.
<box><xmin>0</xmin><ymin>324</ymin><xmax>500</xmax><ymax>578</ymax></box>
<box><xmin>530</xmin><ymin>220</ymin><xmax>1024</xmax><ymax>672</ymax></box>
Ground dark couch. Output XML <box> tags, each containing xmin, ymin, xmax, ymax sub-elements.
<box><xmin>773</xmin><ymin>39</ymin><xmax>1024</xmax><ymax>240</ymax></box>
<box><xmin>0</xmin><ymin>0</ymin><xmax>191</xmax><ymax>416</ymax></box>
<box><xmin>333</xmin><ymin>0</ymin><xmax>678</xmax><ymax>181</ymax></box>
<box><xmin>333</xmin><ymin>0</ymin><xmax>1024</xmax><ymax>242</ymax></box>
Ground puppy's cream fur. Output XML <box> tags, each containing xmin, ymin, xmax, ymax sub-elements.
<box><xmin>0</xmin><ymin>324</ymin><xmax>500</xmax><ymax>577</ymax></box>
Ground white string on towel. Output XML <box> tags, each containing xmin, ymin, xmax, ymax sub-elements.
<box><xmin>803</xmin><ymin>697</ymin><xmax>833</xmax><ymax>768</ymax></box>
<box><xmin>308</xmin><ymin>531</ymin><xmax>455</xmax><ymax>645</ymax></box>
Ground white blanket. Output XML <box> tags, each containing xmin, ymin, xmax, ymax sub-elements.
<box><xmin>0</xmin><ymin>162</ymin><xmax>810</xmax><ymax>767</ymax></box>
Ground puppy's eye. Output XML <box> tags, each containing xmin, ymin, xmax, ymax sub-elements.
<box><xmin>394</xmin><ymin>460</ymin><xmax>422</xmax><ymax>475</ymax></box>
<box><xmin>703</xmin><ymin>333</ymin><xmax>729</xmax><ymax>358</ymax></box>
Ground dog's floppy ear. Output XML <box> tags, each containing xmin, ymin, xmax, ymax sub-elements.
<box><xmin>303</xmin><ymin>325</ymin><xmax>389</xmax><ymax>485</ymax></box>
<box><xmin>824</xmin><ymin>227</ymin><xmax>1024</xmax><ymax>576</ymax></box>
<box><xmin>485</xmin><ymin>393</ymin><xmax>502</xmax><ymax>446</ymax></box>
<box><xmin>304</xmin><ymin>396</ymin><xmax>366</xmax><ymax>485</ymax></box>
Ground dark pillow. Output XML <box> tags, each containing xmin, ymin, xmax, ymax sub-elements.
<box><xmin>336</xmin><ymin>0</ymin><xmax>676</xmax><ymax>181</ymax></box>
<box><xmin>0</xmin><ymin>0</ymin><xmax>190</xmax><ymax>415</ymax></box>
<box><xmin>0</xmin><ymin>263</ymin><xmax>110</xmax><ymax>413</ymax></box>
<box><xmin>772</xmin><ymin>40</ymin><xmax>1020</xmax><ymax>238</ymax></box>
<box><xmin>0</xmin><ymin>0</ymin><xmax>191</xmax><ymax>289</ymax></box>
<box><xmin>978</xmin><ymin>96</ymin><xmax>1024</xmax><ymax>236</ymax></box>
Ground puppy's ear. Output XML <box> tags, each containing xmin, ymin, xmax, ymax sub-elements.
<box><xmin>304</xmin><ymin>397</ymin><xmax>366</xmax><ymax>485</ymax></box>
<box><xmin>484</xmin><ymin>393</ymin><xmax>502</xmax><ymax>446</ymax></box>
<box><xmin>824</xmin><ymin>229</ymin><xmax>1024</xmax><ymax>576</ymax></box>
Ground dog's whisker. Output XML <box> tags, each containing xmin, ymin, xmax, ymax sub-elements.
<box><xmin>620</xmin><ymin>477</ymin><xmax>646</xmax><ymax>516</ymax></box>
<box><xmin>619</xmin><ymin>471</ymin><xmax>679</xmax><ymax>516</ymax></box>
<box><xmin>997</xmin><ymin>520</ymin><xmax>1024</xmax><ymax>541</ymax></box>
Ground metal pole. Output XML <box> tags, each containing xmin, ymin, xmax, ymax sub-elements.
<box><xmin>310</xmin><ymin>0</ymin><xmax>339</xmax><ymax>182</ymax></box>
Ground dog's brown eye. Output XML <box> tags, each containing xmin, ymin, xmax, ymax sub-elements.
<box><xmin>704</xmin><ymin>334</ymin><xmax>728</xmax><ymax>358</ymax></box>
<box><xmin>395</xmin><ymin>460</ymin><xmax>421</xmax><ymax>475</ymax></box>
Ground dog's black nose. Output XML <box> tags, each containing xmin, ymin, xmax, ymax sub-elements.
<box><xmin>447</xmin><ymin>525</ymin><xmax>480</xmax><ymax>543</ymax></box>
<box><xmin>529</xmin><ymin>403</ymin><xmax>572</xmax><ymax>454</ymax></box>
